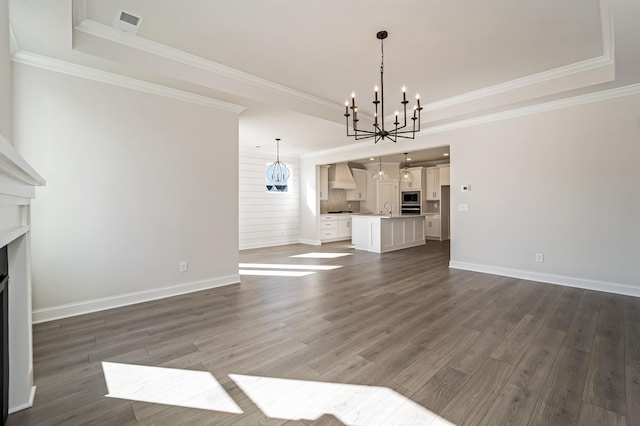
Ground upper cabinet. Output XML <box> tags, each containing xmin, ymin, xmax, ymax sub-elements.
<box><xmin>425</xmin><ymin>167</ymin><xmax>440</xmax><ymax>200</ymax></box>
<box><xmin>439</xmin><ymin>164</ymin><xmax>450</xmax><ymax>186</ymax></box>
<box><xmin>319</xmin><ymin>165</ymin><xmax>330</xmax><ymax>200</ymax></box>
<box><xmin>347</xmin><ymin>168</ymin><xmax>367</xmax><ymax>201</ymax></box>
<box><xmin>425</xmin><ymin>165</ymin><xmax>450</xmax><ymax>200</ymax></box>
<box><xmin>399</xmin><ymin>167</ymin><xmax>424</xmax><ymax>191</ymax></box>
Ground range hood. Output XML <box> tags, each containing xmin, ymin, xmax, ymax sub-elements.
<box><xmin>328</xmin><ymin>163</ymin><xmax>356</xmax><ymax>190</ymax></box>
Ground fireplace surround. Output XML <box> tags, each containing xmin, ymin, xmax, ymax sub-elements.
<box><xmin>0</xmin><ymin>133</ymin><xmax>45</xmax><ymax>415</ymax></box>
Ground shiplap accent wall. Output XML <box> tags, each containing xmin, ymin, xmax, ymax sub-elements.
<box><xmin>239</xmin><ymin>151</ymin><xmax>300</xmax><ymax>249</ymax></box>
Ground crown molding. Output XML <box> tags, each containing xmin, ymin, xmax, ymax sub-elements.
<box><xmin>9</xmin><ymin>24</ymin><xmax>20</xmax><ymax>56</ymax></box>
<box><xmin>599</xmin><ymin>0</ymin><xmax>615</xmax><ymax>60</ymax></box>
<box><xmin>423</xmin><ymin>83</ymin><xmax>640</xmax><ymax>135</ymax></box>
<box><xmin>72</xmin><ymin>0</ymin><xmax>87</xmax><ymax>27</ymax></box>
<box><xmin>12</xmin><ymin>51</ymin><xmax>246</xmax><ymax>114</ymax></box>
<box><xmin>74</xmin><ymin>19</ymin><xmax>342</xmax><ymax>114</ymax></box>
<box><xmin>301</xmin><ymin>82</ymin><xmax>640</xmax><ymax>160</ymax></box>
<box><xmin>423</xmin><ymin>55</ymin><xmax>613</xmax><ymax>113</ymax></box>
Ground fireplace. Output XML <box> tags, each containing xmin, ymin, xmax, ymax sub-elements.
<box><xmin>0</xmin><ymin>245</ymin><xmax>7</xmax><ymax>425</ymax></box>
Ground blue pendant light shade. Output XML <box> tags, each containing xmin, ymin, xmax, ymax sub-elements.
<box><xmin>266</xmin><ymin>138</ymin><xmax>290</xmax><ymax>192</ymax></box>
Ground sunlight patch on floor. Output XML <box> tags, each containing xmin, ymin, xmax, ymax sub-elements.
<box><xmin>102</xmin><ymin>362</ymin><xmax>242</xmax><ymax>413</ymax></box>
<box><xmin>239</xmin><ymin>269</ymin><xmax>315</xmax><ymax>277</ymax></box>
<box><xmin>229</xmin><ymin>374</ymin><xmax>456</xmax><ymax>425</ymax></box>
<box><xmin>290</xmin><ymin>252</ymin><xmax>353</xmax><ymax>259</ymax></box>
<box><xmin>239</xmin><ymin>263</ymin><xmax>341</xmax><ymax>271</ymax></box>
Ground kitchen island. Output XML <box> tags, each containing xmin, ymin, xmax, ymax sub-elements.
<box><xmin>351</xmin><ymin>214</ymin><xmax>425</xmax><ymax>253</ymax></box>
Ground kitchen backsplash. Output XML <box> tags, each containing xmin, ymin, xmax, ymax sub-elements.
<box><xmin>321</xmin><ymin>188</ymin><xmax>361</xmax><ymax>214</ymax></box>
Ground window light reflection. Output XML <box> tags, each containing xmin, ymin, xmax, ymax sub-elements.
<box><xmin>290</xmin><ymin>252</ymin><xmax>352</xmax><ymax>259</ymax></box>
<box><xmin>102</xmin><ymin>362</ymin><xmax>242</xmax><ymax>413</ymax></box>
<box><xmin>229</xmin><ymin>374</ymin><xmax>455</xmax><ymax>425</ymax></box>
<box><xmin>239</xmin><ymin>270</ymin><xmax>315</xmax><ymax>277</ymax></box>
<box><xmin>239</xmin><ymin>263</ymin><xmax>341</xmax><ymax>271</ymax></box>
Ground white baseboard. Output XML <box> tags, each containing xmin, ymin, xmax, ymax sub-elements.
<box><xmin>299</xmin><ymin>238</ymin><xmax>322</xmax><ymax>246</ymax></box>
<box><xmin>449</xmin><ymin>261</ymin><xmax>640</xmax><ymax>297</ymax></box>
<box><xmin>9</xmin><ymin>386</ymin><xmax>36</xmax><ymax>414</ymax></box>
<box><xmin>32</xmin><ymin>275</ymin><xmax>240</xmax><ymax>323</ymax></box>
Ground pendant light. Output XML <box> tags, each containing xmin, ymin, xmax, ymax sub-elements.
<box><xmin>372</xmin><ymin>156</ymin><xmax>389</xmax><ymax>180</ymax></box>
<box><xmin>401</xmin><ymin>153</ymin><xmax>413</xmax><ymax>185</ymax></box>
<box><xmin>266</xmin><ymin>138</ymin><xmax>290</xmax><ymax>192</ymax></box>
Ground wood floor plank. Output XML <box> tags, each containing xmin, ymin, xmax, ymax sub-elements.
<box><xmin>529</xmin><ymin>398</ymin><xmax>582</xmax><ymax>426</ymax></box>
<box><xmin>490</xmin><ymin>314</ymin><xmax>543</xmax><ymax>365</ymax></box>
<box><xmin>477</xmin><ymin>383</ymin><xmax>539</xmax><ymax>426</ymax></box>
<box><xmin>411</xmin><ymin>366</ymin><xmax>469</xmax><ymax>413</ymax></box>
<box><xmin>577</xmin><ymin>401</ymin><xmax>626</xmax><ymax>426</ymax></box>
<box><xmin>448</xmin><ymin>319</ymin><xmax>515</xmax><ymax>375</ymax></box>
<box><xmin>507</xmin><ymin>326</ymin><xmax>565</xmax><ymax>393</ymax></box>
<box><xmin>392</xmin><ymin>327</ymin><xmax>479</xmax><ymax>392</ymax></box>
<box><xmin>440</xmin><ymin>357</ymin><xmax>514</xmax><ymax>426</ymax></box>
<box><xmin>625</xmin><ymin>359</ymin><xmax>640</xmax><ymax>426</ymax></box>
<box><xmin>533</xmin><ymin>345</ymin><xmax>590</xmax><ymax>425</ymax></box>
<box><xmin>544</xmin><ymin>287</ymin><xmax>583</xmax><ymax>332</ymax></box>
<box><xmin>583</xmin><ymin>335</ymin><xmax>626</xmax><ymax>416</ymax></box>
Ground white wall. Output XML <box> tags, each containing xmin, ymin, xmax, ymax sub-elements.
<box><xmin>447</xmin><ymin>92</ymin><xmax>640</xmax><ymax>293</ymax></box>
<box><xmin>239</xmin><ymin>150</ymin><xmax>299</xmax><ymax>249</ymax></box>
<box><xmin>13</xmin><ymin>63</ymin><xmax>241</xmax><ymax>320</ymax></box>
<box><xmin>300</xmin><ymin>89</ymin><xmax>640</xmax><ymax>295</ymax></box>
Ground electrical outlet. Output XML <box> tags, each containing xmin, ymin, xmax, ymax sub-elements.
<box><xmin>535</xmin><ymin>253</ymin><xmax>544</xmax><ymax>263</ymax></box>
<box><xmin>179</xmin><ymin>261</ymin><xmax>188</xmax><ymax>272</ymax></box>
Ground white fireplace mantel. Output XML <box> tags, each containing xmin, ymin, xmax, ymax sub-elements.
<box><xmin>0</xmin><ymin>133</ymin><xmax>44</xmax><ymax>414</ymax></box>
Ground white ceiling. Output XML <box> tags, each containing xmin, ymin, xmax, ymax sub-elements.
<box><xmin>8</xmin><ymin>0</ymin><xmax>640</xmax><ymax>158</ymax></box>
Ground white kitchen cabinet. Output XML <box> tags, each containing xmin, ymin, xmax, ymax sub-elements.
<box><xmin>438</xmin><ymin>164</ymin><xmax>450</xmax><ymax>186</ymax></box>
<box><xmin>426</xmin><ymin>167</ymin><xmax>440</xmax><ymax>200</ymax></box>
<box><xmin>347</xmin><ymin>168</ymin><xmax>367</xmax><ymax>201</ymax></box>
<box><xmin>376</xmin><ymin>180</ymin><xmax>399</xmax><ymax>215</ymax></box>
<box><xmin>320</xmin><ymin>214</ymin><xmax>351</xmax><ymax>242</ymax></box>
<box><xmin>425</xmin><ymin>218</ymin><xmax>441</xmax><ymax>239</ymax></box>
<box><xmin>400</xmin><ymin>167</ymin><xmax>424</xmax><ymax>191</ymax></box>
<box><xmin>337</xmin><ymin>216</ymin><xmax>352</xmax><ymax>238</ymax></box>
<box><xmin>319</xmin><ymin>165</ymin><xmax>330</xmax><ymax>201</ymax></box>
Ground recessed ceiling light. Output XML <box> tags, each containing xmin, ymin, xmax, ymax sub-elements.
<box><xmin>407</xmin><ymin>157</ymin><xmax>412</xmax><ymax>161</ymax></box>
<box><xmin>443</xmin><ymin>153</ymin><xmax>449</xmax><ymax>156</ymax></box>
<box><xmin>369</xmin><ymin>157</ymin><xmax>375</xmax><ymax>161</ymax></box>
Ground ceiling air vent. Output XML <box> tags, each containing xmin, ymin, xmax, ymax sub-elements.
<box><xmin>114</xmin><ymin>10</ymin><xmax>144</xmax><ymax>35</ymax></box>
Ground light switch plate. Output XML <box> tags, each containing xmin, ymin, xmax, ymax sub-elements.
<box><xmin>458</xmin><ymin>203</ymin><xmax>469</xmax><ymax>211</ymax></box>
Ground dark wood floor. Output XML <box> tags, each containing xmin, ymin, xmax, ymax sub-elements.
<box><xmin>9</xmin><ymin>241</ymin><xmax>639</xmax><ymax>425</ymax></box>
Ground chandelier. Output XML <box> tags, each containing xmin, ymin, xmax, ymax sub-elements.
<box><xmin>344</xmin><ymin>31</ymin><xmax>423</xmax><ymax>143</ymax></box>
<box><xmin>401</xmin><ymin>153</ymin><xmax>413</xmax><ymax>184</ymax></box>
<box><xmin>265</xmin><ymin>138</ymin><xmax>290</xmax><ymax>192</ymax></box>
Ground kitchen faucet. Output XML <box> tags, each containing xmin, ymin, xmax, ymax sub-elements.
<box><xmin>383</xmin><ymin>201</ymin><xmax>392</xmax><ymax>216</ymax></box>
